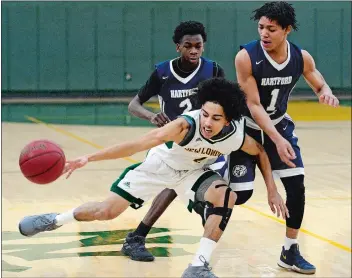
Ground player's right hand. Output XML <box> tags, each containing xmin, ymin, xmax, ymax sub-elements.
<box><xmin>276</xmin><ymin>138</ymin><xmax>296</xmax><ymax>168</ymax></box>
<box><xmin>150</xmin><ymin>112</ymin><xmax>171</xmax><ymax>127</ymax></box>
<box><xmin>62</xmin><ymin>156</ymin><xmax>89</xmax><ymax>179</ymax></box>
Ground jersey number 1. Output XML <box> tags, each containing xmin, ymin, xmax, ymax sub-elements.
<box><xmin>179</xmin><ymin>98</ymin><xmax>192</xmax><ymax>113</ymax></box>
<box><xmin>267</xmin><ymin>89</ymin><xmax>279</xmax><ymax>112</ymax></box>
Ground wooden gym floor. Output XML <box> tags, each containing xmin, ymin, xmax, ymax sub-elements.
<box><xmin>2</xmin><ymin>119</ymin><xmax>351</xmax><ymax>277</ymax></box>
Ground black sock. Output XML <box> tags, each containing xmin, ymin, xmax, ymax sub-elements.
<box><xmin>133</xmin><ymin>222</ymin><xmax>151</xmax><ymax>237</ymax></box>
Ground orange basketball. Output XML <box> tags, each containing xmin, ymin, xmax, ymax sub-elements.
<box><xmin>19</xmin><ymin>140</ymin><xmax>66</xmax><ymax>184</ymax></box>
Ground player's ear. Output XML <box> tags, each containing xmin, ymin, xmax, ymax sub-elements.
<box><xmin>176</xmin><ymin>44</ymin><xmax>180</xmax><ymax>52</ymax></box>
<box><xmin>225</xmin><ymin>121</ymin><xmax>230</xmax><ymax>127</ymax></box>
<box><xmin>285</xmin><ymin>25</ymin><xmax>292</xmax><ymax>36</ymax></box>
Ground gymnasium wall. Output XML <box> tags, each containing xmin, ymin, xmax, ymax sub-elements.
<box><xmin>1</xmin><ymin>1</ymin><xmax>351</xmax><ymax>96</ymax></box>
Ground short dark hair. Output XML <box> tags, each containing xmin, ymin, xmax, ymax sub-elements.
<box><xmin>197</xmin><ymin>78</ymin><xmax>247</xmax><ymax>122</ymax></box>
<box><xmin>251</xmin><ymin>1</ymin><xmax>298</xmax><ymax>31</ymax></box>
<box><xmin>172</xmin><ymin>21</ymin><xmax>207</xmax><ymax>44</ymax></box>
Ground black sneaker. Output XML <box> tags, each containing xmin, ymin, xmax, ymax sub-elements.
<box><xmin>121</xmin><ymin>232</ymin><xmax>154</xmax><ymax>262</ymax></box>
<box><xmin>278</xmin><ymin>244</ymin><xmax>316</xmax><ymax>274</ymax></box>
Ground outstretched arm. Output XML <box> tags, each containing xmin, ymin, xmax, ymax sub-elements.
<box><xmin>87</xmin><ymin>118</ymin><xmax>188</xmax><ymax>161</ymax></box>
<box><xmin>64</xmin><ymin>118</ymin><xmax>189</xmax><ymax>178</ymax></box>
<box><xmin>241</xmin><ymin>134</ymin><xmax>289</xmax><ymax>219</ymax></box>
<box><xmin>302</xmin><ymin>50</ymin><xmax>339</xmax><ymax>107</ymax></box>
<box><xmin>235</xmin><ymin>50</ymin><xmax>296</xmax><ymax>167</ymax></box>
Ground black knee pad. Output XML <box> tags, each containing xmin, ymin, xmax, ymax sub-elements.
<box><xmin>193</xmin><ymin>202</ymin><xmax>207</xmax><ymax>227</ymax></box>
<box><xmin>281</xmin><ymin>175</ymin><xmax>305</xmax><ymax>229</ymax></box>
<box><xmin>205</xmin><ymin>203</ymin><xmax>233</xmax><ymax>231</ymax></box>
<box><xmin>204</xmin><ymin>185</ymin><xmax>233</xmax><ymax>231</ymax></box>
<box><xmin>234</xmin><ymin>190</ymin><xmax>253</xmax><ymax>205</ymax></box>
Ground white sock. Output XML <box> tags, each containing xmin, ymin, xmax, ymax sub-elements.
<box><xmin>191</xmin><ymin>237</ymin><xmax>217</xmax><ymax>266</ymax></box>
<box><xmin>284</xmin><ymin>236</ymin><xmax>298</xmax><ymax>250</ymax></box>
<box><xmin>55</xmin><ymin>209</ymin><xmax>77</xmax><ymax>226</ymax></box>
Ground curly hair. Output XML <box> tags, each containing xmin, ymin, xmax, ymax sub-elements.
<box><xmin>172</xmin><ymin>21</ymin><xmax>207</xmax><ymax>44</ymax></box>
<box><xmin>251</xmin><ymin>1</ymin><xmax>298</xmax><ymax>31</ymax></box>
<box><xmin>197</xmin><ymin>78</ymin><xmax>247</xmax><ymax>122</ymax></box>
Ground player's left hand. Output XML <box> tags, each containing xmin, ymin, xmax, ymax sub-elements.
<box><xmin>62</xmin><ymin>156</ymin><xmax>89</xmax><ymax>179</ymax></box>
<box><xmin>150</xmin><ymin>112</ymin><xmax>171</xmax><ymax>127</ymax></box>
<box><xmin>319</xmin><ymin>93</ymin><xmax>339</xmax><ymax>107</ymax></box>
<box><xmin>267</xmin><ymin>190</ymin><xmax>290</xmax><ymax>220</ymax></box>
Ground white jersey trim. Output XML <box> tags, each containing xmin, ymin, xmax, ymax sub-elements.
<box><xmin>158</xmin><ymin>95</ymin><xmax>165</xmax><ymax>112</ymax></box>
<box><xmin>229</xmin><ymin>182</ymin><xmax>254</xmax><ymax>191</ymax></box>
<box><xmin>272</xmin><ymin>167</ymin><xmax>305</xmax><ymax>179</ymax></box>
<box><xmin>260</xmin><ymin>40</ymin><xmax>291</xmax><ymax>71</ymax></box>
<box><xmin>245</xmin><ymin>113</ymin><xmax>286</xmax><ymax>130</ymax></box>
<box><xmin>169</xmin><ymin>58</ymin><xmax>202</xmax><ymax>84</ymax></box>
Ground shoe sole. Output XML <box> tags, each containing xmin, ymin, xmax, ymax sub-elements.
<box><xmin>121</xmin><ymin>248</ymin><xmax>155</xmax><ymax>262</ymax></box>
<box><xmin>278</xmin><ymin>260</ymin><xmax>316</xmax><ymax>275</ymax></box>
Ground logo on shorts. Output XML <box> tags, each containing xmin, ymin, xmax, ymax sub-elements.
<box><xmin>123</xmin><ymin>181</ymin><xmax>130</xmax><ymax>188</ymax></box>
<box><xmin>232</xmin><ymin>165</ymin><xmax>247</xmax><ymax>177</ymax></box>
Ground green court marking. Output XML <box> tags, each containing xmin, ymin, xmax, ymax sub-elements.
<box><xmin>77</xmin><ymin>247</ymin><xmax>191</xmax><ymax>258</ymax></box>
<box><xmin>2</xmin><ymin>228</ymin><xmax>199</xmax><ymax>272</ymax></box>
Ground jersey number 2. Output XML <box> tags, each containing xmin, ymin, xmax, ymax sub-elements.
<box><xmin>267</xmin><ymin>89</ymin><xmax>279</xmax><ymax>112</ymax></box>
<box><xmin>179</xmin><ymin>98</ymin><xmax>192</xmax><ymax>113</ymax></box>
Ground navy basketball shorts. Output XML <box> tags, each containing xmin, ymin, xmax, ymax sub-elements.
<box><xmin>212</xmin><ymin>116</ymin><xmax>305</xmax><ymax>191</ymax></box>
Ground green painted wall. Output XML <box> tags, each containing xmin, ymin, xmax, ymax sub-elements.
<box><xmin>2</xmin><ymin>100</ymin><xmax>350</xmax><ymax>126</ymax></box>
<box><xmin>2</xmin><ymin>1</ymin><xmax>351</xmax><ymax>93</ymax></box>
<box><xmin>1</xmin><ymin>102</ymin><xmax>158</xmax><ymax>126</ymax></box>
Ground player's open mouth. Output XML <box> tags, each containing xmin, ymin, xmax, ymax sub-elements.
<box><xmin>262</xmin><ymin>40</ymin><xmax>271</xmax><ymax>47</ymax></box>
<box><xmin>189</xmin><ymin>57</ymin><xmax>199</xmax><ymax>62</ymax></box>
<box><xmin>203</xmin><ymin>127</ymin><xmax>212</xmax><ymax>136</ymax></box>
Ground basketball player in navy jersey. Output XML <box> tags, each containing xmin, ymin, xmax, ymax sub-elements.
<box><xmin>122</xmin><ymin>21</ymin><xmax>226</xmax><ymax>261</ymax></box>
<box><xmin>128</xmin><ymin>21</ymin><xmax>225</xmax><ymax>125</ymax></box>
<box><xmin>227</xmin><ymin>1</ymin><xmax>340</xmax><ymax>274</ymax></box>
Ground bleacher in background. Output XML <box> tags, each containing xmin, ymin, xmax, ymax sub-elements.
<box><xmin>1</xmin><ymin>1</ymin><xmax>351</xmax><ymax>99</ymax></box>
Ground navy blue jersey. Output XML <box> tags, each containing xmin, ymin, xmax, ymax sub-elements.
<box><xmin>155</xmin><ymin>57</ymin><xmax>214</xmax><ymax>120</ymax></box>
<box><xmin>240</xmin><ymin>40</ymin><xmax>304</xmax><ymax>121</ymax></box>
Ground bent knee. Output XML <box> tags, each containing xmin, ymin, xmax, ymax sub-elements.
<box><xmin>227</xmin><ymin>190</ymin><xmax>236</xmax><ymax>208</ymax></box>
<box><xmin>282</xmin><ymin>175</ymin><xmax>305</xmax><ymax>200</ymax></box>
<box><xmin>206</xmin><ymin>184</ymin><xmax>236</xmax><ymax>208</ymax></box>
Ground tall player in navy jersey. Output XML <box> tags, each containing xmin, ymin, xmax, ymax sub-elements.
<box><xmin>229</xmin><ymin>1</ymin><xmax>339</xmax><ymax>274</ymax></box>
<box><xmin>124</xmin><ymin>21</ymin><xmax>226</xmax><ymax>261</ymax></box>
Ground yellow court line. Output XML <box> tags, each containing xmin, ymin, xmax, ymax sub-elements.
<box><xmin>25</xmin><ymin>115</ymin><xmax>351</xmax><ymax>253</ymax></box>
<box><xmin>249</xmin><ymin>197</ymin><xmax>352</xmax><ymax>203</ymax></box>
<box><xmin>240</xmin><ymin>205</ymin><xmax>352</xmax><ymax>253</ymax></box>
